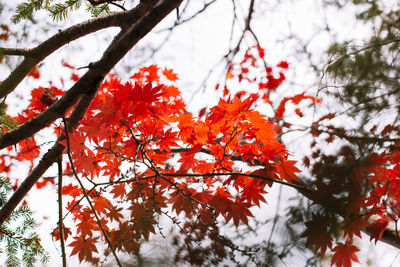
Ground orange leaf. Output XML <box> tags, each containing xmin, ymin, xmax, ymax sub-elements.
<box><xmin>162</xmin><ymin>67</ymin><xmax>179</xmax><ymax>81</ymax></box>
<box><xmin>275</xmin><ymin>158</ymin><xmax>300</xmax><ymax>182</ymax></box>
<box><xmin>275</xmin><ymin>93</ymin><xmax>320</xmax><ymax>118</ymax></box>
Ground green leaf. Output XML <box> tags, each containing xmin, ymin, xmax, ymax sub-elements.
<box><xmin>86</xmin><ymin>3</ymin><xmax>111</xmax><ymax>17</ymax></box>
<box><xmin>0</xmin><ymin>178</ymin><xmax>48</xmax><ymax>266</ymax></box>
<box><xmin>49</xmin><ymin>0</ymin><xmax>82</xmax><ymax>21</ymax></box>
<box><xmin>11</xmin><ymin>0</ymin><xmax>45</xmax><ymax>24</ymax></box>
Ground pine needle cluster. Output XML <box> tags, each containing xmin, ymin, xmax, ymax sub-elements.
<box><xmin>0</xmin><ymin>178</ymin><xmax>49</xmax><ymax>266</ymax></box>
<box><xmin>12</xmin><ymin>0</ymin><xmax>112</xmax><ymax>23</ymax></box>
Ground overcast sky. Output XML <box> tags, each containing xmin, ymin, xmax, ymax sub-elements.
<box><xmin>1</xmin><ymin>1</ymin><xmax>400</xmax><ymax>266</ymax></box>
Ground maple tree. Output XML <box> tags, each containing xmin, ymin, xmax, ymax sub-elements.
<box><xmin>0</xmin><ymin>0</ymin><xmax>399</xmax><ymax>266</ymax></box>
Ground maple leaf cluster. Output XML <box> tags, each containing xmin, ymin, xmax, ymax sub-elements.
<box><xmin>300</xmin><ymin>114</ymin><xmax>400</xmax><ymax>266</ymax></box>
<box><xmin>2</xmin><ymin>45</ymin><xmax>393</xmax><ymax>266</ymax></box>
<box><xmin>54</xmin><ymin>61</ymin><xmax>297</xmax><ymax>263</ymax></box>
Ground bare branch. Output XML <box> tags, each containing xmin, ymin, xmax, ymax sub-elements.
<box><xmin>157</xmin><ymin>0</ymin><xmax>218</xmax><ymax>32</ymax></box>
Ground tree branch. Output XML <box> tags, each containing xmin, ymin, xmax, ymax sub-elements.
<box><xmin>314</xmin><ymin>126</ymin><xmax>400</xmax><ymax>143</ymax></box>
<box><xmin>0</xmin><ymin>47</ymin><xmax>32</xmax><ymax>56</ymax></box>
<box><xmin>317</xmin><ymin>37</ymin><xmax>400</xmax><ymax>96</ymax></box>
<box><xmin>0</xmin><ymin>0</ymin><xmax>154</xmax><ymax>99</ymax></box>
<box><xmin>57</xmin><ymin>158</ymin><xmax>67</xmax><ymax>267</ymax></box>
<box><xmin>63</xmin><ymin>117</ymin><xmax>122</xmax><ymax>267</ymax></box>
<box><xmin>0</xmin><ymin>0</ymin><xmax>184</xmax><ymax>150</ymax></box>
<box><xmin>0</xmin><ymin>0</ymin><xmax>184</xmax><ymax>225</ymax></box>
<box><xmin>157</xmin><ymin>0</ymin><xmax>218</xmax><ymax>32</ymax></box>
<box><xmin>162</xmin><ymin>148</ymin><xmax>400</xmax><ymax>249</ymax></box>
<box><xmin>0</xmin><ymin>92</ymin><xmax>95</xmax><ymax>225</ymax></box>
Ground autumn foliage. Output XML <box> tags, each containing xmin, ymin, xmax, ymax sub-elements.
<box><xmin>0</xmin><ymin>45</ymin><xmax>398</xmax><ymax>266</ymax></box>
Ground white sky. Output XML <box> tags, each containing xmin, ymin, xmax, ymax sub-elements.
<box><xmin>1</xmin><ymin>0</ymin><xmax>400</xmax><ymax>266</ymax></box>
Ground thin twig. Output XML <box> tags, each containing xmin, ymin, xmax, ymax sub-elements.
<box><xmin>317</xmin><ymin>38</ymin><xmax>400</xmax><ymax>97</ymax></box>
<box><xmin>0</xmin><ymin>47</ymin><xmax>32</xmax><ymax>56</ymax></box>
<box><xmin>57</xmin><ymin>157</ymin><xmax>67</xmax><ymax>267</ymax></box>
<box><xmin>266</xmin><ymin>184</ymin><xmax>283</xmax><ymax>250</ymax></box>
<box><xmin>63</xmin><ymin>118</ymin><xmax>122</xmax><ymax>267</ymax></box>
<box><xmin>157</xmin><ymin>0</ymin><xmax>218</xmax><ymax>32</ymax></box>
<box><xmin>314</xmin><ymin>126</ymin><xmax>400</xmax><ymax>143</ymax></box>
<box><xmin>91</xmin><ymin>170</ymin><xmax>313</xmax><ymax>193</ymax></box>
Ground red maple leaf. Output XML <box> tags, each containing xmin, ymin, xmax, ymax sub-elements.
<box><xmin>107</xmin><ymin>206</ymin><xmax>124</xmax><ymax>223</ymax></box>
<box><xmin>170</xmin><ymin>186</ymin><xmax>197</xmax><ymax>217</ymax></box>
<box><xmin>132</xmin><ymin>82</ymin><xmax>163</xmax><ymax>104</ymax></box>
<box><xmin>73</xmin><ymin>150</ymin><xmax>98</xmax><ymax>178</ymax></box>
<box><xmin>62</xmin><ymin>184</ymin><xmax>82</xmax><ymax>198</ymax></box>
<box><xmin>331</xmin><ymin>240</ymin><xmax>360</xmax><ymax>267</ymax></box>
<box><xmin>368</xmin><ymin>218</ymin><xmax>389</xmax><ymax>243</ymax></box>
<box><xmin>208</xmin><ymin>187</ymin><xmax>233</xmax><ymax>216</ymax></box>
<box><xmin>62</xmin><ymin>60</ymin><xmax>76</xmax><ymax>70</ymax></box>
<box><xmin>163</xmin><ymin>85</ymin><xmax>181</xmax><ymax>98</ymax></box>
<box><xmin>52</xmin><ymin>224</ymin><xmax>72</xmax><ymax>241</ymax></box>
<box><xmin>27</xmin><ymin>65</ymin><xmax>40</xmax><ymax>79</ymax></box>
<box><xmin>110</xmin><ymin>183</ymin><xmax>126</xmax><ymax>199</ymax></box>
<box><xmin>17</xmin><ymin>138</ymin><xmax>40</xmax><ymax>162</ymax></box>
<box><xmin>277</xmin><ymin>61</ymin><xmax>289</xmax><ymax>69</ymax></box>
<box><xmin>63</xmin><ymin>130</ymin><xmax>86</xmax><ymax>155</ymax></box>
<box><xmin>239</xmin><ymin>178</ymin><xmax>267</xmax><ymax>206</ymax></box>
<box><xmin>118</xmin><ymin>82</ymin><xmax>164</xmax><ymax>117</ymax></box>
<box><xmin>69</xmin><ymin>235</ymin><xmax>99</xmax><ymax>264</ymax></box>
<box><xmin>224</xmin><ymin>199</ymin><xmax>253</xmax><ymax>227</ymax></box>
<box><xmin>157</xmin><ymin>128</ymin><xmax>178</xmax><ymax>152</ymax></box>
<box><xmin>301</xmin><ymin>213</ymin><xmax>333</xmax><ymax>256</ymax></box>
<box><xmin>93</xmin><ymin>195</ymin><xmax>111</xmax><ymax>214</ymax></box>
<box><xmin>76</xmin><ymin>213</ymin><xmax>97</xmax><ymax>237</ymax></box>
<box><xmin>343</xmin><ymin>216</ymin><xmax>367</xmax><ymax>239</ymax></box>
<box><xmin>36</xmin><ymin>177</ymin><xmax>55</xmax><ymax>189</ymax></box>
